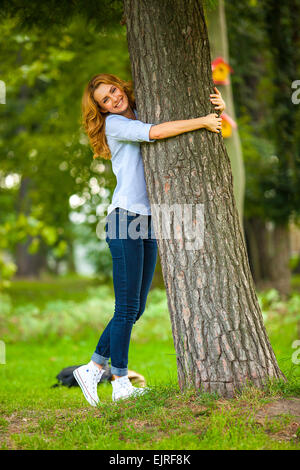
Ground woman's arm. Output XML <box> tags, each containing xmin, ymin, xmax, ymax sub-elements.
<box><xmin>149</xmin><ymin>113</ymin><xmax>222</xmax><ymax>140</ymax></box>
<box><xmin>150</xmin><ymin>87</ymin><xmax>226</xmax><ymax>140</ymax></box>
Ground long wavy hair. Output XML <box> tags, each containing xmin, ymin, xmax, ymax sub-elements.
<box><xmin>81</xmin><ymin>73</ymin><xmax>136</xmax><ymax>160</ymax></box>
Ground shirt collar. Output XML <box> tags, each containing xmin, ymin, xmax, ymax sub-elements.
<box><xmin>107</xmin><ymin>107</ymin><xmax>138</xmax><ymax>119</ymax></box>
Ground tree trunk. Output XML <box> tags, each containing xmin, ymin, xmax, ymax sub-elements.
<box><xmin>205</xmin><ymin>0</ymin><xmax>245</xmax><ymax>226</ymax></box>
<box><xmin>269</xmin><ymin>223</ymin><xmax>291</xmax><ymax>298</ymax></box>
<box><xmin>15</xmin><ymin>237</ymin><xmax>48</xmax><ymax>278</ymax></box>
<box><xmin>66</xmin><ymin>239</ymin><xmax>77</xmax><ymax>274</ymax></box>
<box><xmin>244</xmin><ymin>217</ymin><xmax>291</xmax><ymax>296</ymax></box>
<box><xmin>15</xmin><ymin>176</ymin><xmax>48</xmax><ymax>278</ymax></box>
<box><xmin>124</xmin><ymin>0</ymin><xmax>285</xmax><ymax>397</ymax></box>
<box><xmin>244</xmin><ymin>216</ymin><xmax>273</xmax><ymax>287</ymax></box>
<box><xmin>13</xmin><ymin>76</ymin><xmax>49</xmax><ymax>278</ymax></box>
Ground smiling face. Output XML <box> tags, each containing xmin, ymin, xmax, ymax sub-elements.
<box><xmin>93</xmin><ymin>83</ymin><xmax>131</xmax><ymax>116</ymax></box>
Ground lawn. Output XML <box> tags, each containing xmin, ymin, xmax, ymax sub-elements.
<box><xmin>0</xmin><ymin>277</ymin><xmax>299</xmax><ymax>450</ymax></box>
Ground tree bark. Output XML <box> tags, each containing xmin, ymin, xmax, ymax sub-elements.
<box><xmin>124</xmin><ymin>0</ymin><xmax>285</xmax><ymax>397</ymax></box>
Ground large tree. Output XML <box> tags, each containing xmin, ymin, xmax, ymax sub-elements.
<box><xmin>123</xmin><ymin>0</ymin><xmax>285</xmax><ymax>396</ymax></box>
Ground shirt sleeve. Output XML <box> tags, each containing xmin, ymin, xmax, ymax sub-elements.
<box><xmin>105</xmin><ymin>114</ymin><xmax>156</xmax><ymax>143</ymax></box>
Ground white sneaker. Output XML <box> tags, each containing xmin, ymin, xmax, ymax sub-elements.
<box><xmin>112</xmin><ymin>375</ymin><xmax>149</xmax><ymax>402</ymax></box>
<box><xmin>73</xmin><ymin>361</ymin><xmax>104</xmax><ymax>407</ymax></box>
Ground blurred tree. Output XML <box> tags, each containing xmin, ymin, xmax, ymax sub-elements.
<box><xmin>226</xmin><ymin>0</ymin><xmax>300</xmax><ymax>296</ymax></box>
<box><xmin>205</xmin><ymin>0</ymin><xmax>245</xmax><ymax>226</ymax></box>
<box><xmin>262</xmin><ymin>0</ymin><xmax>300</xmax><ymax>295</ymax></box>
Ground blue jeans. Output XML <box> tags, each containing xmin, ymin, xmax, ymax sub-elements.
<box><xmin>91</xmin><ymin>207</ymin><xmax>158</xmax><ymax>376</ymax></box>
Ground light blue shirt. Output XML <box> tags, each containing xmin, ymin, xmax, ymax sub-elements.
<box><xmin>105</xmin><ymin>108</ymin><xmax>156</xmax><ymax>220</ymax></box>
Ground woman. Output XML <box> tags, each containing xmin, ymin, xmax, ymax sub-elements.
<box><xmin>73</xmin><ymin>73</ymin><xmax>225</xmax><ymax>406</ymax></box>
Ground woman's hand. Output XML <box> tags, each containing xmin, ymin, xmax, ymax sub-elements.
<box><xmin>204</xmin><ymin>113</ymin><xmax>222</xmax><ymax>133</ymax></box>
<box><xmin>210</xmin><ymin>87</ymin><xmax>226</xmax><ymax>114</ymax></box>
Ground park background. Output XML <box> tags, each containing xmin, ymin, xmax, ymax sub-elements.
<box><xmin>0</xmin><ymin>0</ymin><xmax>300</xmax><ymax>450</ymax></box>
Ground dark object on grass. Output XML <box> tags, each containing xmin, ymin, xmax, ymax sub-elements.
<box><xmin>51</xmin><ymin>364</ymin><xmax>112</xmax><ymax>388</ymax></box>
<box><xmin>51</xmin><ymin>365</ymin><xmax>146</xmax><ymax>388</ymax></box>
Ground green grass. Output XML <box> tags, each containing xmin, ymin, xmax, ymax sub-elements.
<box><xmin>6</xmin><ymin>275</ymin><xmax>104</xmax><ymax>309</ymax></box>
<box><xmin>0</xmin><ymin>277</ymin><xmax>299</xmax><ymax>450</ymax></box>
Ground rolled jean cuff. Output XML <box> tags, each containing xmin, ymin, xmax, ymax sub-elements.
<box><xmin>91</xmin><ymin>352</ymin><xmax>109</xmax><ymax>366</ymax></box>
<box><xmin>110</xmin><ymin>365</ymin><xmax>128</xmax><ymax>377</ymax></box>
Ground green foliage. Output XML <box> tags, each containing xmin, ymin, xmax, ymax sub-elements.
<box><xmin>290</xmin><ymin>254</ymin><xmax>300</xmax><ymax>271</ymax></box>
<box><xmin>0</xmin><ymin>254</ymin><xmax>17</xmax><ymax>283</ymax></box>
<box><xmin>226</xmin><ymin>0</ymin><xmax>300</xmax><ymax>225</ymax></box>
<box><xmin>238</xmin><ymin>114</ymin><xmax>277</xmax><ymax>220</ymax></box>
<box><xmin>257</xmin><ymin>288</ymin><xmax>300</xmax><ymax>323</ymax></box>
<box><xmin>0</xmin><ymin>210</ymin><xmax>62</xmax><ymax>285</ymax></box>
<box><xmin>0</xmin><ymin>0</ymin><xmax>124</xmax><ymax>31</ymax></box>
<box><xmin>203</xmin><ymin>0</ymin><xmax>219</xmax><ymax>11</ymax></box>
<box><xmin>0</xmin><ymin>284</ymin><xmax>170</xmax><ymax>343</ymax></box>
<box><xmin>0</xmin><ymin>14</ymin><xmax>131</xmax><ymax>277</ymax></box>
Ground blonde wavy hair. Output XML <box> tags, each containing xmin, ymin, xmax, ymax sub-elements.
<box><xmin>81</xmin><ymin>73</ymin><xmax>136</xmax><ymax>160</ymax></box>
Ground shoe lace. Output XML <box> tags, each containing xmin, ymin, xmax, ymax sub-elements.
<box><xmin>91</xmin><ymin>368</ymin><xmax>103</xmax><ymax>387</ymax></box>
<box><xmin>118</xmin><ymin>379</ymin><xmax>133</xmax><ymax>393</ymax></box>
